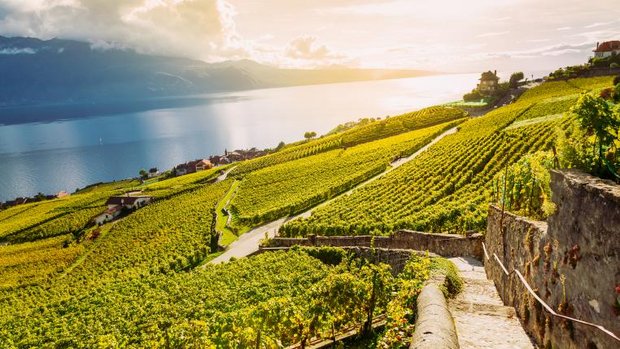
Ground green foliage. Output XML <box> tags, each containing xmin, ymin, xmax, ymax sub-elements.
<box><xmin>281</xmin><ymin>76</ymin><xmax>608</xmax><ymax>236</ymax></box>
<box><xmin>558</xmin><ymin>93</ymin><xmax>620</xmax><ymax>180</ymax></box>
<box><xmin>304</xmin><ymin>131</ymin><xmax>317</xmax><ymax>140</ymax></box>
<box><xmin>230</xmin><ymin>106</ymin><xmax>466</xmax><ymax>176</ymax></box>
<box><xmin>548</xmin><ymin>65</ymin><xmax>590</xmax><ymax>80</ymax></box>
<box><xmin>0</xmin><ymin>234</ymin><xmax>85</xmax><ymax>289</ymax></box>
<box><xmin>463</xmin><ymin>89</ymin><xmax>483</xmax><ymax>102</ymax></box>
<box><xmin>377</xmin><ymin>255</ymin><xmax>432</xmax><ymax>348</ymax></box>
<box><xmin>0</xmin><ymin>250</ymin><xmax>431</xmax><ymax>348</ymax></box>
<box><xmin>230</xmin><ymin>121</ymin><xmax>460</xmax><ymax>227</ymax></box>
<box><xmin>509</xmin><ymin>72</ymin><xmax>525</xmax><ymax>88</ymax></box>
<box><xmin>492</xmin><ymin>151</ymin><xmax>557</xmax><ymax>220</ymax></box>
<box><xmin>431</xmin><ymin>258</ymin><xmax>464</xmax><ymax>298</ymax></box>
<box><xmin>299</xmin><ymin>246</ymin><xmax>349</xmax><ymax>265</ymax></box>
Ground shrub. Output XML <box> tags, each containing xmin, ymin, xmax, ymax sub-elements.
<box><xmin>300</xmin><ymin>246</ymin><xmax>348</xmax><ymax>265</ymax></box>
<box><xmin>492</xmin><ymin>151</ymin><xmax>557</xmax><ymax>219</ymax></box>
<box><xmin>463</xmin><ymin>90</ymin><xmax>483</xmax><ymax>102</ymax></box>
<box><xmin>558</xmin><ymin>93</ymin><xmax>620</xmax><ymax>181</ymax></box>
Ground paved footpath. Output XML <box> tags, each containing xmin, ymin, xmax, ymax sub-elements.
<box><xmin>208</xmin><ymin>127</ymin><xmax>459</xmax><ymax>265</ymax></box>
<box><xmin>209</xmin><ymin>218</ymin><xmax>286</xmax><ymax>265</ymax></box>
<box><xmin>448</xmin><ymin>257</ymin><xmax>536</xmax><ymax>349</ymax></box>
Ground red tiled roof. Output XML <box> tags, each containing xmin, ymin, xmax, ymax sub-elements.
<box><xmin>594</xmin><ymin>40</ymin><xmax>620</xmax><ymax>52</ymax></box>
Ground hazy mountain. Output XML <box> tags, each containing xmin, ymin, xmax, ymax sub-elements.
<box><xmin>0</xmin><ymin>36</ymin><xmax>433</xmax><ymax>124</ymax></box>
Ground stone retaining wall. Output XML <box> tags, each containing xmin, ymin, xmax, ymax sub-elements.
<box><xmin>264</xmin><ymin>230</ymin><xmax>483</xmax><ymax>260</ymax></box>
<box><xmin>485</xmin><ymin>170</ymin><xmax>620</xmax><ymax>349</ymax></box>
<box><xmin>257</xmin><ymin>246</ymin><xmax>427</xmax><ymax>275</ymax></box>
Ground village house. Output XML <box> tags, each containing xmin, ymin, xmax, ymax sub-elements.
<box><xmin>209</xmin><ymin>155</ymin><xmax>230</xmax><ymax>166</ymax></box>
<box><xmin>93</xmin><ymin>206</ymin><xmax>122</xmax><ymax>225</ymax></box>
<box><xmin>174</xmin><ymin>159</ymin><xmax>213</xmax><ymax>176</ymax></box>
<box><xmin>105</xmin><ymin>195</ymin><xmax>153</xmax><ymax>210</ymax></box>
<box><xmin>593</xmin><ymin>40</ymin><xmax>620</xmax><ymax>58</ymax></box>
<box><xmin>477</xmin><ymin>70</ymin><xmax>499</xmax><ymax>95</ymax></box>
<box><xmin>93</xmin><ymin>194</ymin><xmax>154</xmax><ymax>225</ymax></box>
<box><xmin>189</xmin><ymin>159</ymin><xmax>213</xmax><ymax>172</ymax></box>
<box><xmin>147</xmin><ymin>168</ymin><xmax>159</xmax><ymax>178</ymax></box>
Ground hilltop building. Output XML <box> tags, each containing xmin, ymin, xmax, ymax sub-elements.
<box><xmin>593</xmin><ymin>40</ymin><xmax>620</xmax><ymax>58</ymax></box>
<box><xmin>477</xmin><ymin>70</ymin><xmax>499</xmax><ymax>95</ymax></box>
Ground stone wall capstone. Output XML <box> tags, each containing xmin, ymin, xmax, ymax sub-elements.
<box><xmin>485</xmin><ymin>169</ymin><xmax>620</xmax><ymax>349</ymax></box>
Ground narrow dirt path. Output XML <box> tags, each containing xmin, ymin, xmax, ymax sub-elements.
<box><xmin>208</xmin><ymin>127</ymin><xmax>459</xmax><ymax>264</ymax></box>
<box><xmin>448</xmin><ymin>257</ymin><xmax>535</xmax><ymax>349</ymax></box>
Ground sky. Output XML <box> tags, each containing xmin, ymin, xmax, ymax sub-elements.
<box><xmin>0</xmin><ymin>0</ymin><xmax>619</xmax><ymax>73</ymax></box>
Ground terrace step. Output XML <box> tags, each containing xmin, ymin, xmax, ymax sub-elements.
<box><xmin>447</xmin><ymin>257</ymin><xmax>536</xmax><ymax>349</ymax></box>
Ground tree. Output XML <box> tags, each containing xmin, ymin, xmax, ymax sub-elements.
<box><xmin>559</xmin><ymin>93</ymin><xmax>620</xmax><ymax>180</ymax></box>
<box><xmin>509</xmin><ymin>72</ymin><xmax>524</xmax><ymax>88</ymax></box>
<box><xmin>303</xmin><ymin>131</ymin><xmax>317</xmax><ymax>140</ymax></box>
<box><xmin>139</xmin><ymin>169</ymin><xmax>148</xmax><ymax>179</ymax></box>
<box><xmin>274</xmin><ymin>141</ymin><xmax>286</xmax><ymax>151</ymax></box>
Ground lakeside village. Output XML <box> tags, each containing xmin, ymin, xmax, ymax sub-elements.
<box><xmin>0</xmin><ymin>147</ymin><xmax>269</xmax><ymax>212</ymax></box>
<box><xmin>2</xmin><ymin>39</ymin><xmax>619</xmax><ymax>214</ymax></box>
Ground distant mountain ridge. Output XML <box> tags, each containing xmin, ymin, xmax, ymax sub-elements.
<box><xmin>0</xmin><ymin>36</ymin><xmax>433</xmax><ymax>124</ymax></box>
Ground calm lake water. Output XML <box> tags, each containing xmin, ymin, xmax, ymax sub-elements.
<box><xmin>0</xmin><ymin>73</ymin><xmax>479</xmax><ymax>200</ymax></box>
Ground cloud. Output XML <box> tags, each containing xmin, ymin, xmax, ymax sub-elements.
<box><xmin>477</xmin><ymin>31</ymin><xmax>510</xmax><ymax>38</ymax></box>
<box><xmin>283</xmin><ymin>36</ymin><xmax>348</xmax><ymax>67</ymax></box>
<box><xmin>0</xmin><ymin>0</ymin><xmax>251</xmax><ymax>61</ymax></box>
<box><xmin>488</xmin><ymin>42</ymin><xmax>594</xmax><ymax>59</ymax></box>
<box><xmin>0</xmin><ymin>47</ymin><xmax>36</xmax><ymax>54</ymax></box>
<box><xmin>584</xmin><ymin>21</ymin><xmax>614</xmax><ymax>29</ymax></box>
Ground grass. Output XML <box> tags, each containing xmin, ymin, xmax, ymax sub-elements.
<box><xmin>431</xmin><ymin>258</ymin><xmax>464</xmax><ymax>298</ymax></box>
<box><xmin>216</xmin><ymin>180</ymin><xmax>241</xmax><ymax>246</ymax></box>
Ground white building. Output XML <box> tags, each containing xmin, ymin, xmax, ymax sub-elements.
<box><xmin>593</xmin><ymin>41</ymin><xmax>620</xmax><ymax>58</ymax></box>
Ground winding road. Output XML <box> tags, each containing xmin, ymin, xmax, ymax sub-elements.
<box><xmin>209</xmin><ymin>126</ymin><xmax>459</xmax><ymax>265</ymax></box>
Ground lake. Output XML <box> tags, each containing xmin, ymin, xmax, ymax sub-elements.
<box><xmin>0</xmin><ymin>73</ymin><xmax>479</xmax><ymax>200</ymax></box>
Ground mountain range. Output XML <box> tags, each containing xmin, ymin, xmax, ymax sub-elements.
<box><xmin>0</xmin><ymin>36</ymin><xmax>432</xmax><ymax>124</ymax></box>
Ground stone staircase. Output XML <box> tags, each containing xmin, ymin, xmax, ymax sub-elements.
<box><xmin>448</xmin><ymin>257</ymin><xmax>536</xmax><ymax>349</ymax></box>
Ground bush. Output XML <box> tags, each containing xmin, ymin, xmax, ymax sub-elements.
<box><xmin>613</xmin><ymin>75</ymin><xmax>620</xmax><ymax>86</ymax></box>
<box><xmin>300</xmin><ymin>246</ymin><xmax>348</xmax><ymax>265</ymax></box>
<box><xmin>509</xmin><ymin>71</ymin><xmax>524</xmax><ymax>88</ymax></box>
<box><xmin>492</xmin><ymin>151</ymin><xmax>557</xmax><ymax>219</ymax></box>
<box><xmin>558</xmin><ymin>93</ymin><xmax>620</xmax><ymax>181</ymax></box>
<box><xmin>463</xmin><ymin>90</ymin><xmax>483</xmax><ymax>102</ymax></box>
<box><xmin>611</xmin><ymin>62</ymin><xmax>620</xmax><ymax>69</ymax></box>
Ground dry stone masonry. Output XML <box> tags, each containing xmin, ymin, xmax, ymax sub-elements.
<box><xmin>485</xmin><ymin>170</ymin><xmax>620</xmax><ymax>349</ymax></box>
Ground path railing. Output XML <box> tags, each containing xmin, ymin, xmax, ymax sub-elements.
<box><xmin>482</xmin><ymin>242</ymin><xmax>620</xmax><ymax>343</ymax></box>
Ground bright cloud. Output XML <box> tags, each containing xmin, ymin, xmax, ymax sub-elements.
<box><xmin>0</xmin><ymin>0</ymin><xmax>251</xmax><ymax>61</ymax></box>
<box><xmin>0</xmin><ymin>0</ymin><xmax>619</xmax><ymax>72</ymax></box>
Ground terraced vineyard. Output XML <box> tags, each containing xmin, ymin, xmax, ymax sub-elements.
<box><xmin>0</xmin><ymin>74</ymin><xmax>616</xmax><ymax>348</ymax></box>
<box><xmin>230</xmin><ymin>106</ymin><xmax>466</xmax><ymax>176</ymax></box>
<box><xmin>280</xmin><ymin>76</ymin><xmax>613</xmax><ymax>236</ymax></box>
<box><xmin>0</xmin><ymin>234</ymin><xmax>85</xmax><ymax>289</ymax></box>
<box><xmin>0</xmin><ymin>179</ymin><xmax>234</xmax><ymax>323</ymax></box>
<box><xmin>0</xmin><ymin>249</ymin><xmax>434</xmax><ymax>348</ymax></box>
<box><xmin>0</xmin><ymin>191</ymin><xmax>115</xmax><ymax>243</ymax></box>
<box><xmin>230</xmin><ymin>120</ymin><xmax>463</xmax><ymax>226</ymax></box>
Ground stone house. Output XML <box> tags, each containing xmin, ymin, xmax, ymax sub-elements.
<box><xmin>477</xmin><ymin>70</ymin><xmax>499</xmax><ymax>95</ymax></box>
